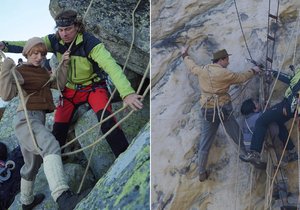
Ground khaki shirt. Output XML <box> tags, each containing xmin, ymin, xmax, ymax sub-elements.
<box><xmin>183</xmin><ymin>56</ymin><xmax>255</xmax><ymax>108</ymax></box>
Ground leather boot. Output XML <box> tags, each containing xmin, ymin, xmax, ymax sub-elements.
<box><xmin>22</xmin><ymin>193</ymin><xmax>45</xmax><ymax>210</ymax></box>
<box><xmin>57</xmin><ymin>190</ymin><xmax>88</xmax><ymax>210</ymax></box>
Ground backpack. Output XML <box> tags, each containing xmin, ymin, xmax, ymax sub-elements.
<box><xmin>0</xmin><ymin>146</ymin><xmax>24</xmax><ymax>210</ymax></box>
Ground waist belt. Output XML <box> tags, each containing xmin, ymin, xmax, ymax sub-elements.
<box><xmin>74</xmin><ymin>81</ymin><xmax>107</xmax><ymax>92</ymax></box>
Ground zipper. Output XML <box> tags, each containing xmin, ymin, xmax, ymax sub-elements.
<box><xmin>73</xmin><ymin>59</ymin><xmax>77</xmax><ymax>78</ymax></box>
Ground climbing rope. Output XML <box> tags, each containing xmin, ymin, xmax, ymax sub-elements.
<box><xmin>297</xmin><ymin>116</ymin><xmax>300</xmax><ymax>206</ymax></box>
<box><xmin>67</xmin><ymin>0</ymin><xmax>144</xmax><ymax>193</ymax></box>
<box><xmin>292</xmin><ymin>10</ymin><xmax>300</xmax><ymax>66</ymax></box>
<box><xmin>62</xmin><ymin>83</ymin><xmax>149</xmax><ymax>157</ymax></box>
<box><xmin>265</xmin><ymin>108</ymin><xmax>298</xmax><ymax>208</ymax></box>
<box><xmin>263</xmin><ymin>13</ymin><xmax>300</xmax><ymax>112</ymax></box>
<box><xmin>233</xmin><ymin>0</ymin><xmax>253</xmax><ymax>60</ymax></box>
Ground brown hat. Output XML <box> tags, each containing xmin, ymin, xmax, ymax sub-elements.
<box><xmin>22</xmin><ymin>37</ymin><xmax>45</xmax><ymax>57</ymax></box>
<box><xmin>212</xmin><ymin>49</ymin><xmax>232</xmax><ymax>61</ymax></box>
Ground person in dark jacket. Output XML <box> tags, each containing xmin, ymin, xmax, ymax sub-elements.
<box><xmin>240</xmin><ymin>71</ymin><xmax>299</xmax><ymax>167</ymax></box>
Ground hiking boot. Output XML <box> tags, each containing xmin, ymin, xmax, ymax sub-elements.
<box><xmin>283</xmin><ymin>150</ymin><xmax>298</xmax><ymax>163</ymax></box>
<box><xmin>199</xmin><ymin>170</ymin><xmax>209</xmax><ymax>182</ymax></box>
<box><xmin>22</xmin><ymin>193</ymin><xmax>45</xmax><ymax>210</ymax></box>
<box><xmin>239</xmin><ymin>151</ymin><xmax>267</xmax><ymax>169</ymax></box>
<box><xmin>57</xmin><ymin>190</ymin><xmax>89</xmax><ymax>210</ymax></box>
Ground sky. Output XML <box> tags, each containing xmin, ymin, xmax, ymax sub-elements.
<box><xmin>0</xmin><ymin>0</ymin><xmax>55</xmax><ymax>107</ymax></box>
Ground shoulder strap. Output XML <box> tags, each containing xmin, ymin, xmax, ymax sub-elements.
<box><xmin>82</xmin><ymin>32</ymin><xmax>108</xmax><ymax>81</ymax></box>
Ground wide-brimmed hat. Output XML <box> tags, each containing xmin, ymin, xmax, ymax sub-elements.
<box><xmin>212</xmin><ymin>49</ymin><xmax>232</xmax><ymax>61</ymax></box>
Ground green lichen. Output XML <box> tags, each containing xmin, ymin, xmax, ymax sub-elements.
<box><xmin>113</xmin><ymin>146</ymin><xmax>150</xmax><ymax>207</ymax></box>
<box><xmin>115</xmin><ymin>146</ymin><xmax>150</xmax><ymax>205</ymax></box>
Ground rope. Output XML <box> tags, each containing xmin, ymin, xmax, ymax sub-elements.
<box><xmin>233</xmin><ymin>0</ymin><xmax>253</xmax><ymax>60</ymax></box>
<box><xmin>248</xmin><ymin>166</ymin><xmax>254</xmax><ymax>210</ymax></box>
<box><xmin>266</xmin><ymin>107</ymin><xmax>298</xmax><ymax>207</ymax></box>
<box><xmin>263</xmin><ymin>12</ymin><xmax>300</xmax><ymax>112</ymax></box>
<box><xmin>62</xmin><ymin>83</ymin><xmax>149</xmax><ymax>157</ymax></box>
<box><xmin>64</xmin><ymin>64</ymin><xmax>149</xmax><ymax>152</ymax></box>
<box><xmin>297</xmin><ymin>116</ymin><xmax>300</xmax><ymax>205</ymax></box>
<box><xmin>11</xmin><ymin>68</ymin><xmax>43</xmax><ymax>153</ymax></box>
<box><xmin>292</xmin><ymin>10</ymin><xmax>300</xmax><ymax>66</ymax></box>
<box><xmin>76</xmin><ymin>0</ymin><xmax>144</xmax><ymax>192</ymax></box>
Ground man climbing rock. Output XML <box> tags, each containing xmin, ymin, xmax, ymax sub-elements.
<box><xmin>181</xmin><ymin>46</ymin><xmax>261</xmax><ymax>181</ymax></box>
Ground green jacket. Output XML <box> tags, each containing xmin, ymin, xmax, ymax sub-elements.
<box><xmin>3</xmin><ymin>32</ymin><xmax>135</xmax><ymax>99</ymax></box>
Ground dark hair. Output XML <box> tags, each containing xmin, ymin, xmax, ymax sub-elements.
<box><xmin>0</xmin><ymin>142</ymin><xmax>8</xmax><ymax>161</ymax></box>
<box><xmin>241</xmin><ymin>98</ymin><xmax>256</xmax><ymax>115</ymax></box>
<box><xmin>212</xmin><ymin>57</ymin><xmax>227</xmax><ymax>63</ymax></box>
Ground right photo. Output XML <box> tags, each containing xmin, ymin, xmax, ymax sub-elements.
<box><xmin>151</xmin><ymin>0</ymin><xmax>300</xmax><ymax>209</ymax></box>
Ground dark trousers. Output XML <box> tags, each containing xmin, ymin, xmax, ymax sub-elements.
<box><xmin>250</xmin><ymin>101</ymin><xmax>295</xmax><ymax>152</ymax></box>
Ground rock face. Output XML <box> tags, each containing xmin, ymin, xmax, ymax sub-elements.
<box><xmin>151</xmin><ymin>0</ymin><xmax>300</xmax><ymax>210</ymax></box>
<box><xmin>76</xmin><ymin>123</ymin><xmax>150</xmax><ymax>210</ymax></box>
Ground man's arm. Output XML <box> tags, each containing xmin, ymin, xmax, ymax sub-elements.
<box><xmin>0</xmin><ymin>41</ymin><xmax>26</xmax><ymax>53</ymax></box>
<box><xmin>180</xmin><ymin>46</ymin><xmax>203</xmax><ymax>74</ymax></box>
<box><xmin>90</xmin><ymin>43</ymin><xmax>135</xmax><ymax>98</ymax></box>
<box><xmin>271</xmin><ymin>70</ymin><xmax>291</xmax><ymax>84</ymax></box>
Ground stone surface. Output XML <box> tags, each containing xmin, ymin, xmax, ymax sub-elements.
<box><xmin>76</xmin><ymin>123</ymin><xmax>150</xmax><ymax>210</ymax></box>
<box><xmin>74</xmin><ymin>95</ymin><xmax>149</xmax><ymax>180</ymax></box>
<box><xmin>9</xmin><ymin>163</ymin><xmax>95</xmax><ymax>210</ymax></box>
<box><xmin>151</xmin><ymin>0</ymin><xmax>300</xmax><ymax>209</ymax></box>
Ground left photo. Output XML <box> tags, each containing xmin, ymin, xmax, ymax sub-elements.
<box><xmin>0</xmin><ymin>0</ymin><xmax>150</xmax><ymax>209</ymax></box>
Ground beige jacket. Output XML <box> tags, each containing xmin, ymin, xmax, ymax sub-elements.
<box><xmin>0</xmin><ymin>57</ymin><xmax>68</xmax><ymax>112</ymax></box>
<box><xmin>183</xmin><ymin>56</ymin><xmax>255</xmax><ymax>108</ymax></box>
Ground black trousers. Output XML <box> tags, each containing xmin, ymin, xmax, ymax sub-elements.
<box><xmin>250</xmin><ymin>100</ymin><xmax>295</xmax><ymax>152</ymax></box>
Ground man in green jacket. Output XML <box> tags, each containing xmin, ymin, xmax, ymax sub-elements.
<box><xmin>0</xmin><ymin>10</ymin><xmax>143</xmax><ymax>158</ymax></box>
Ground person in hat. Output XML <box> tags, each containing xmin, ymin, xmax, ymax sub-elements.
<box><xmin>0</xmin><ymin>37</ymin><xmax>87</xmax><ymax>209</ymax></box>
<box><xmin>0</xmin><ymin>9</ymin><xmax>143</xmax><ymax>159</ymax></box>
<box><xmin>180</xmin><ymin>46</ymin><xmax>261</xmax><ymax>181</ymax></box>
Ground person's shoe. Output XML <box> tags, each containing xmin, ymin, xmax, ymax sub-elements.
<box><xmin>22</xmin><ymin>193</ymin><xmax>45</xmax><ymax>210</ymax></box>
<box><xmin>199</xmin><ymin>170</ymin><xmax>209</xmax><ymax>182</ymax></box>
<box><xmin>283</xmin><ymin>150</ymin><xmax>298</xmax><ymax>163</ymax></box>
<box><xmin>239</xmin><ymin>151</ymin><xmax>267</xmax><ymax>169</ymax></box>
<box><xmin>57</xmin><ymin>189</ymin><xmax>90</xmax><ymax>210</ymax></box>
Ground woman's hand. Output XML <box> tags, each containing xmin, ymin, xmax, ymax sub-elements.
<box><xmin>123</xmin><ymin>93</ymin><xmax>143</xmax><ymax>111</ymax></box>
